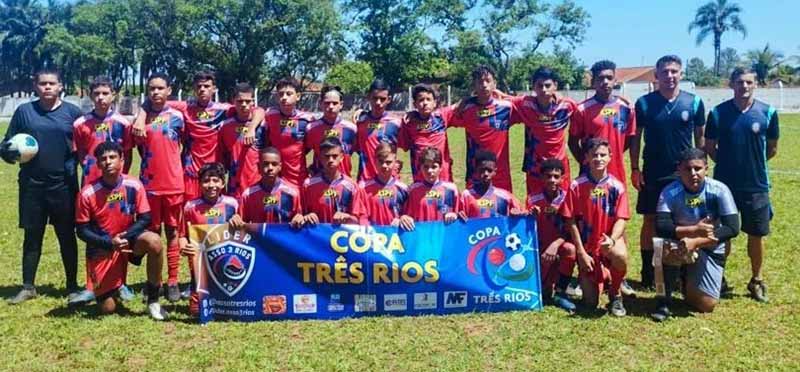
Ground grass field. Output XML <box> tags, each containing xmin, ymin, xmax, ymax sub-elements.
<box><xmin>0</xmin><ymin>115</ymin><xmax>799</xmax><ymax>371</ymax></box>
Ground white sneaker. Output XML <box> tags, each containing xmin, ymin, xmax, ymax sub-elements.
<box><xmin>566</xmin><ymin>281</ymin><xmax>583</xmax><ymax>299</ymax></box>
<box><xmin>148</xmin><ymin>302</ymin><xmax>169</xmax><ymax>321</ymax></box>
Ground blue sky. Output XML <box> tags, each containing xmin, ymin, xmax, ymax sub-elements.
<box><xmin>536</xmin><ymin>0</ymin><xmax>798</xmax><ymax>67</ymax></box>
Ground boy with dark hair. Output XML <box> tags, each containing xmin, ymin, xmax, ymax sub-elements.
<box><xmin>360</xmin><ymin>142</ymin><xmax>409</xmax><ymax>226</ymax></box>
<box><xmin>263</xmin><ymin>77</ymin><xmax>315</xmax><ymax>187</ymax></box>
<box><xmin>219</xmin><ymin>82</ymin><xmax>265</xmax><ymax>198</ymax></box>
<box><xmin>400</xmin><ymin>83</ymin><xmax>454</xmax><ymax>182</ymax></box>
<box><xmin>355</xmin><ymin>79</ymin><xmax>403</xmax><ymax>182</ymax></box>
<box><xmin>303</xmin><ymin>138</ymin><xmax>367</xmax><ymax>225</ymax></box>
<box><xmin>239</xmin><ymin>147</ymin><xmax>304</xmax><ymax>226</ymax></box>
<box><xmin>306</xmin><ymin>85</ymin><xmax>357</xmax><ymax>177</ymax></box>
<box><xmin>562</xmin><ymin>138</ymin><xmax>630</xmax><ymax>316</ymax></box>
<box><xmin>75</xmin><ymin>141</ymin><xmax>168</xmax><ymax>319</ymax></box>
<box><xmin>400</xmin><ymin>147</ymin><xmax>460</xmax><ymax>230</ymax></box>
<box><xmin>459</xmin><ymin>150</ymin><xmax>525</xmax><ymax>218</ymax></box>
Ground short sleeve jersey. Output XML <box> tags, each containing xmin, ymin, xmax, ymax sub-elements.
<box><xmin>657</xmin><ymin>178</ymin><xmax>738</xmax><ymax>254</ymax></box>
<box><xmin>635</xmin><ymin>90</ymin><xmax>705</xmax><ymax>182</ymax></box>
<box><xmin>561</xmin><ymin>174</ymin><xmax>630</xmax><ymax>254</ymax></box>
<box><xmin>219</xmin><ymin>116</ymin><xmax>265</xmax><ymax>197</ymax></box>
<box><xmin>460</xmin><ymin>185</ymin><xmax>521</xmax><ymax>218</ymax></box>
<box><xmin>705</xmin><ymin>99</ymin><xmax>780</xmax><ymax>193</ymax></box>
<box><xmin>73</xmin><ymin>111</ymin><xmax>133</xmax><ymax>186</ymax></box>
<box><xmin>446</xmin><ymin>97</ymin><xmax>516</xmax><ymax>191</ymax></box>
<box><xmin>511</xmin><ymin>95</ymin><xmax>576</xmax><ymax>181</ymax></box>
<box><xmin>305</xmin><ymin>117</ymin><xmax>358</xmax><ymax>177</ymax></box>
<box><xmin>404</xmin><ymin>180</ymin><xmax>460</xmax><ymax>222</ymax></box>
<box><xmin>263</xmin><ymin>107</ymin><xmax>314</xmax><ymax>187</ymax></box>
<box><xmin>239</xmin><ymin>178</ymin><xmax>302</xmax><ymax>224</ymax></box>
<box><xmin>183</xmin><ymin>195</ymin><xmax>239</xmax><ymax>236</ymax></box>
<box><xmin>75</xmin><ymin>175</ymin><xmax>150</xmax><ymax>241</ymax></box>
<box><xmin>526</xmin><ymin>190</ymin><xmax>568</xmax><ymax>246</ymax></box>
<box><xmin>572</xmin><ymin>96</ymin><xmax>636</xmax><ymax>184</ymax></box>
<box><xmin>302</xmin><ymin>174</ymin><xmax>367</xmax><ymax>223</ymax></box>
<box><xmin>135</xmin><ymin>107</ymin><xmax>184</xmax><ymax>195</ymax></box>
<box><xmin>359</xmin><ymin>177</ymin><xmax>409</xmax><ymax>225</ymax></box>
<box><xmin>168</xmin><ymin>100</ymin><xmax>234</xmax><ymax>179</ymax></box>
<box><xmin>355</xmin><ymin>111</ymin><xmax>402</xmax><ymax>181</ymax></box>
<box><xmin>399</xmin><ymin>110</ymin><xmax>453</xmax><ymax>182</ymax></box>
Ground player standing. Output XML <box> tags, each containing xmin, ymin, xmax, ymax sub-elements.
<box><xmin>354</xmin><ymin>79</ymin><xmax>403</xmax><ymax>182</ymax></box>
<box><xmin>219</xmin><ymin>83</ymin><xmax>264</xmax><ymax>198</ymax></box>
<box><xmin>305</xmin><ymin>85</ymin><xmax>357</xmax><ymax>177</ymax></box>
<box><xmin>360</xmin><ymin>143</ymin><xmax>409</xmax><ymax>226</ymax></box>
<box><xmin>239</xmin><ymin>147</ymin><xmax>305</xmax><ymax>226</ymax></box>
<box><xmin>399</xmin><ymin>84</ymin><xmax>453</xmax><ymax>182</ymax></box>
<box><xmin>263</xmin><ymin>78</ymin><xmax>315</xmax><ymax>188</ymax></box>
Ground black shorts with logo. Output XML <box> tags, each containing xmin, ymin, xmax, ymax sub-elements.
<box><xmin>732</xmin><ymin>192</ymin><xmax>772</xmax><ymax>236</ymax></box>
<box><xmin>18</xmin><ymin>178</ymin><xmax>77</xmax><ymax>229</ymax></box>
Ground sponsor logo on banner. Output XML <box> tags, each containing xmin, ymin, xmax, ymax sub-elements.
<box><xmin>262</xmin><ymin>295</ymin><xmax>287</xmax><ymax>315</ymax></box>
<box><xmin>328</xmin><ymin>293</ymin><xmax>344</xmax><ymax>312</ymax></box>
<box><xmin>354</xmin><ymin>294</ymin><xmax>377</xmax><ymax>312</ymax></box>
<box><xmin>414</xmin><ymin>292</ymin><xmax>437</xmax><ymax>310</ymax></box>
<box><xmin>293</xmin><ymin>294</ymin><xmax>318</xmax><ymax>314</ymax></box>
<box><xmin>205</xmin><ymin>241</ymin><xmax>256</xmax><ymax>297</ymax></box>
<box><xmin>444</xmin><ymin>291</ymin><xmax>468</xmax><ymax>308</ymax></box>
<box><xmin>383</xmin><ymin>294</ymin><xmax>408</xmax><ymax>311</ymax></box>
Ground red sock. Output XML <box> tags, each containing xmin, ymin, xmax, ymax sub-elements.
<box><xmin>167</xmin><ymin>240</ymin><xmax>180</xmax><ymax>285</ymax></box>
<box><xmin>85</xmin><ymin>264</ymin><xmax>94</xmax><ymax>291</ymax></box>
<box><xmin>610</xmin><ymin>266</ymin><xmax>627</xmax><ymax>298</ymax></box>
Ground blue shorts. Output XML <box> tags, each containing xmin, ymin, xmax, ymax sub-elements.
<box><xmin>686</xmin><ymin>248</ymin><xmax>725</xmax><ymax>299</ymax></box>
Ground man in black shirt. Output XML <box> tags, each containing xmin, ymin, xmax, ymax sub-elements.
<box><xmin>1</xmin><ymin>69</ymin><xmax>83</xmax><ymax>304</ymax></box>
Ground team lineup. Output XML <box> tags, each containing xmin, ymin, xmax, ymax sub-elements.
<box><xmin>0</xmin><ymin>54</ymin><xmax>779</xmax><ymax>322</ymax></box>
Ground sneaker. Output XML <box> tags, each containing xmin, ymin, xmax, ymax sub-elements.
<box><xmin>565</xmin><ymin>280</ymin><xmax>583</xmax><ymax>299</ymax></box>
<box><xmin>747</xmin><ymin>278</ymin><xmax>768</xmax><ymax>303</ymax></box>
<box><xmin>8</xmin><ymin>287</ymin><xmax>37</xmax><ymax>305</ymax></box>
<box><xmin>620</xmin><ymin>280</ymin><xmax>637</xmax><ymax>297</ymax></box>
<box><xmin>67</xmin><ymin>289</ymin><xmax>95</xmax><ymax>307</ymax></box>
<box><xmin>166</xmin><ymin>284</ymin><xmax>181</xmax><ymax>303</ymax></box>
<box><xmin>181</xmin><ymin>287</ymin><xmax>192</xmax><ymax>300</ymax></box>
<box><xmin>552</xmin><ymin>293</ymin><xmax>576</xmax><ymax>314</ymax></box>
<box><xmin>650</xmin><ymin>303</ymin><xmax>671</xmax><ymax>322</ymax></box>
<box><xmin>720</xmin><ymin>276</ymin><xmax>734</xmax><ymax>297</ymax></box>
<box><xmin>609</xmin><ymin>297</ymin><xmax>627</xmax><ymax>317</ymax></box>
<box><xmin>148</xmin><ymin>302</ymin><xmax>169</xmax><ymax>321</ymax></box>
<box><xmin>118</xmin><ymin>285</ymin><xmax>135</xmax><ymax>302</ymax></box>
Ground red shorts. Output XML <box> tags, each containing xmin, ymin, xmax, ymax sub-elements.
<box><xmin>88</xmin><ymin>250</ymin><xmax>129</xmax><ymax>298</ymax></box>
<box><xmin>148</xmin><ymin>193</ymin><xmax>184</xmax><ymax>230</ymax></box>
<box><xmin>184</xmin><ymin>177</ymin><xmax>201</xmax><ymax>201</ymax></box>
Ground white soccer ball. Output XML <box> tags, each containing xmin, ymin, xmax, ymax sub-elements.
<box><xmin>505</xmin><ymin>233</ymin><xmax>522</xmax><ymax>251</ymax></box>
<box><xmin>8</xmin><ymin>133</ymin><xmax>39</xmax><ymax>164</ymax></box>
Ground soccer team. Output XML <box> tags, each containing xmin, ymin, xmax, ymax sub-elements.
<box><xmin>0</xmin><ymin>54</ymin><xmax>779</xmax><ymax>322</ymax></box>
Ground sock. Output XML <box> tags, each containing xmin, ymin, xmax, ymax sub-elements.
<box><xmin>166</xmin><ymin>240</ymin><xmax>181</xmax><ymax>286</ymax></box>
<box><xmin>641</xmin><ymin>249</ymin><xmax>654</xmax><ymax>285</ymax></box>
<box><xmin>610</xmin><ymin>266</ymin><xmax>627</xmax><ymax>298</ymax></box>
<box><xmin>146</xmin><ymin>282</ymin><xmax>160</xmax><ymax>304</ymax></box>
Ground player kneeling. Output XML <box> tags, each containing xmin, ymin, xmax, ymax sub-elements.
<box><xmin>562</xmin><ymin>138</ymin><xmax>630</xmax><ymax>316</ymax></box>
<box><xmin>651</xmin><ymin>148</ymin><xmax>739</xmax><ymax>321</ymax></box>
<box><xmin>75</xmin><ymin>142</ymin><xmax>168</xmax><ymax>320</ymax></box>
<box><xmin>527</xmin><ymin>159</ymin><xmax>577</xmax><ymax>313</ymax></box>
<box><xmin>179</xmin><ymin>163</ymin><xmax>244</xmax><ymax>316</ymax></box>
<box><xmin>399</xmin><ymin>147</ymin><xmax>460</xmax><ymax>230</ymax></box>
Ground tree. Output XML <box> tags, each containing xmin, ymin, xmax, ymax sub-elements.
<box><xmin>746</xmin><ymin>44</ymin><xmax>784</xmax><ymax>86</ymax></box>
<box><xmin>685</xmin><ymin>57</ymin><xmax>720</xmax><ymax>87</ymax></box>
<box><xmin>507</xmin><ymin>47</ymin><xmax>584</xmax><ymax>91</ymax></box>
<box><xmin>325</xmin><ymin>61</ymin><xmax>375</xmax><ymax>94</ymax></box>
<box><xmin>688</xmin><ymin>0</ymin><xmax>747</xmax><ymax>76</ymax></box>
<box><xmin>718</xmin><ymin>47</ymin><xmax>741</xmax><ymax>78</ymax></box>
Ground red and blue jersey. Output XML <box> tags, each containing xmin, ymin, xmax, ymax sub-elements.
<box><xmin>355</xmin><ymin>111</ymin><xmax>402</xmax><ymax>181</ymax></box>
<box><xmin>239</xmin><ymin>179</ymin><xmax>303</xmax><ymax>224</ymax></box>
<box><xmin>511</xmin><ymin>95</ymin><xmax>576</xmax><ymax>185</ymax></box>
<box><xmin>526</xmin><ymin>190</ymin><xmax>568</xmax><ymax>247</ymax></box>
<box><xmin>399</xmin><ymin>110</ymin><xmax>453</xmax><ymax>182</ymax></box>
<box><xmin>76</xmin><ymin>175</ymin><xmax>150</xmax><ymax>238</ymax></box>
<box><xmin>460</xmin><ymin>185</ymin><xmax>521</xmax><ymax>218</ymax></box>
<box><xmin>302</xmin><ymin>174</ymin><xmax>367</xmax><ymax>223</ymax></box>
<box><xmin>446</xmin><ymin>98</ymin><xmax>516</xmax><ymax>191</ymax></box>
<box><xmin>219</xmin><ymin>116</ymin><xmax>265</xmax><ymax>197</ymax></box>
<box><xmin>572</xmin><ymin>96</ymin><xmax>636</xmax><ymax>184</ymax></box>
<box><xmin>561</xmin><ymin>174</ymin><xmax>630</xmax><ymax>255</ymax></box>
<box><xmin>404</xmin><ymin>180</ymin><xmax>460</xmax><ymax>222</ymax></box>
<box><xmin>263</xmin><ymin>107</ymin><xmax>314</xmax><ymax>187</ymax></box>
<box><xmin>182</xmin><ymin>195</ymin><xmax>239</xmax><ymax>235</ymax></box>
<box><xmin>305</xmin><ymin>117</ymin><xmax>357</xmax><ymax>177</ymax></box>
<box><xmin>359</xmin><ymin>177</ymin><xmax>409</xmax><ymax>225</ymax></box>
<box><xmin>135</xmin><ymin>107</ymin><xmax>184</xmax><ymax>195</ymax></box>
<box><xmin>168</xmin><ymin>100</ymin><xmax>234</xmax><ymax>179</ymax></box>
<box><xmin>72</xmin><ymin>110</ymin><xmax>133</xmax><ymax>186</ymax></box>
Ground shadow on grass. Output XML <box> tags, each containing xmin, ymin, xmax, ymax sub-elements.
<box><xmin>0</xmin><ymin>284</ymin><xmax>71</xmax><ymax>300</ymax></box>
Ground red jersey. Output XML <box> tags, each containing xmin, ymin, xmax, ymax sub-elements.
<box><xmin>571</xmin><ymin>96</ymin><xmax>636</xmax><ymax>184</ymax></box>
<box><xmin>399</xmin><ymin>110</ymin><xmax>453</xmax><ymax>182</ymax></box>
<box><xmin>526</xmin><ymin>190</ymin><xmax>568</xmax><ymax>247</ymax></box>
<box><xmin>359</xmin><ymin>177</ymin><xmax>409</xmax><ymax>225</ymax></box>
<box><xmin>72</xmin><ymin>110</ymin><xmax>133</xmax><ymax>186</ymax></box>
<box><xmin>182</xmin><ymin>195</ymin><xmax>239</xmax><ymax>236</ymax></box>
<box><xmin>446</xmin><ymin>97</ymin><xmax>516</xmax><ymax>191</ymax></box>
<box><xmin>302</xmin><ymin>174</ymin><xmax>367</xmax><ymax>224</ymax></box>
<box><xmin>239</xmin><ymin>179</ymin><xmax>302</xmax><ymax>224</ymax></box>
<box><xmin>561</xmin><ymin>174</ymin><xmax>629</xmax><ymax>255</ymax></box>
<box><xmin>305</xmin><ymin>117</ymin><xmax>357</xmax><ymax>177</ymax></box>
<box><xmin>135</xmin><ymin>107</ymin><xmax>184</xmax><ymax>195</ymax></box>
<box><xmin>219</xmin><ymin>116</ymin><xmax>264</xmax><ymax>197</ymax></box>
<box><xmin>263</xmin><ymin>107</ymin><xmax>314</xmax><ymax>187</ymax></box>
<box><xmin>404</xmin><ymin>180</ymin><xmax>460</xmax><ymax>222</ymax></box>
<box><xmin>76</xmin><ymin>175</ymin><xmax>150</xmax><ymax>238</ymax></box>
<box><xmin>168</xmin><ymin>100</ymin><xmax>234</xmax><ymax>179</ymax></box>
<box><xmin>460</xmin><ymin>185</ymin><xmax>521</xmax><ymax>218</ymax></box>
<box><xmin>355</xmin><ymin>111</ymin><xmax>402</xmax><ymax>181</ymax></box>
<box><xmin>511</xmin><ymin>95</ymin><xmax>576</xmax><ymax>185</ymax></box>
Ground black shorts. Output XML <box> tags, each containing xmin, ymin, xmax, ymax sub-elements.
<box><xmin>636</xmin><ymin>177</ymin><xmax>676</xmax><ymax>215</ymax></box>
<box><xmin>18</xmin><ymin>180</ymin><xmax>76</xmax><ymax>229</ymax></box>
<box><xmin>732</xmin><ymin>192</ymin><xmax>772</xmax><ymax>236</ymax></box>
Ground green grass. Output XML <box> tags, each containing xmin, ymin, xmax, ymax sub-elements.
<box><xmin>1</xmin><ymin>115</ymin><xmax>799</xmax><ymax>371</ymax></box>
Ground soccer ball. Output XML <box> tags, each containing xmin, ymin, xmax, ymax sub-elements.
<box><xmin>7</xmin><ymin>133</ymin><xmax>39</xmax><ymax>164</ymax></box>
<box><xmin>505</xmin><ymin>233</ymin><xmax>522</xmax><ymax>251</ymax></box>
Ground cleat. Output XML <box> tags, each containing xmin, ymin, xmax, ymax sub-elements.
<box><xmin>148</xmin><ymin>302</ymin><xmax>169</xmax><ymax>321</ymax></box>
<box><xmin>8</xmin><ymin>287</ymin><xmax>37</xmax><ymax>305</ymax></box>
<box><xmin>166</xmin><ymin>284</ymin><xmax>181</xmax><ymax>303</ymax></box>
<box><xmin>68</xmin><ymin>289</ymin><xmax>95</xmax><ymax>307</ymax></box>
<box><xmin>720</xmin><ymin>276</ymin><xmax>734</xmax><ymax>298</ymax></box>
<box><xmin>620</xmin><ymin>280</ymin><xmax>637</xmax><ymax>297</ymax></box>
<box><xmin>650</xmin><ymin>302</ymin><xmax>671</xmax><ymax>322</ymax></box>
<box><xmin>552</xmin><ymin>293</ymin><xmax>576</xmax><ymax>314</ymax></box>
<box><xmin>565</xmin><ymin>280</ymin><xmax>583</xmax><ymax>299</ymax></box>
<box><xmin>609</xmin><ymin>297</ymin><xmax>627</xmax><ymax>317</ymax></box>
<box><xmin>181</xmin><ymin>287</ymin><xmax>191</xmax><ymax>300</ymax></box>
<box><xmin>747</xmin><ymin>278</ymin><xmax>768</xmax><ymax>303</ymax></box>
<box><xmin>119</xmin><ymin>285</ymin><xmax>135</xmax><ymax>302</ymax></box>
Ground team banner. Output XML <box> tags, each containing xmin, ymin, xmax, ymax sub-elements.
<box><xmin>189</xmin><ymin>216</ymin><xmax>542</xmax><ymax>323</ymax></box>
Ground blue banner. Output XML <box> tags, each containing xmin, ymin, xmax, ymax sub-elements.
<box><xmin>190</xmin><ymin>216</ymin><xmax>542</xmax><ymax>323</ymax></box>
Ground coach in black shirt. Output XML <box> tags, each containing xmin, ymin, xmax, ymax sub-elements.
<box><xmin>1</xmin><ymin>70</ymin><xmax>83</xmax><ymax>304</ymax></box>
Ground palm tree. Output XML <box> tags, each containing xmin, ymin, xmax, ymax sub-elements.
<box><xmin>688</xmin><ymin>0</ymin><xmax>747</xmax><ymax>76</ymax></box>
<box><xmin>746</xmin><ymin>44</ymin><xmax>784</xmax><ymax>86</ymax></box>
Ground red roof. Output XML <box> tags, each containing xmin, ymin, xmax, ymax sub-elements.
<box><xmin>583</xmin><ymin>66</ymin><xmax>655</xmax><ymax>86</ymax></box>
